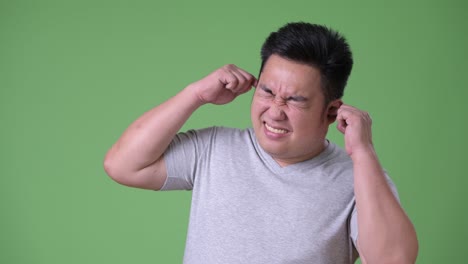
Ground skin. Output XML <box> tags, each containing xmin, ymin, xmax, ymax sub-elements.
<box><xmin>337</xmin><ymin>105</ymin><xmax>419</xmax><ymax>264</ymax></box>
<box><xmin>104</xmin><ymin>56</ymin><xmax>418</xmax><ymax>263</ymax></box>
<box><xmin>103</xmin><ymin>64</ymin><xmax>255</xmax><ymax>190</ymax></box>
<box><xmin>251</xmin><ymin>54</ymin><xmax>341</xmax><ymax>166</ymax></box>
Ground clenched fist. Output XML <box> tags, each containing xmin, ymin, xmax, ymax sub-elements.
<box><xmin>336</xmin><ymin>104</ymin><xmax>374</xmax><ymax>157</ymax></box>
<box><xmin>190</xmin><ymin>64</ymin><xmax>257</xmax><ymax>105</ymax></box>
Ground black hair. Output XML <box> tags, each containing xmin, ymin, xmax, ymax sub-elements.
<box><xmin>260</xmin><ymin>22</ymin><xmax>353</xmax><ymax>104</ymax></box>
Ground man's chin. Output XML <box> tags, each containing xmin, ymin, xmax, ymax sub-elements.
<box><xmin>258</xmin><ymin>141</ymin><xmax>288</xmax><ymax>158</ymax></box>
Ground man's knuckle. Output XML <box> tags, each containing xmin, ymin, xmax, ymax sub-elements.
<box><xmin>224</xmin><ymin>64</ymin><xmax>236</xmax><ymax>70</ymax></box>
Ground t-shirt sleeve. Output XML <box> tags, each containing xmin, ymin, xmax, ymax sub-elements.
<box><xmin>160</xmin><ymin>127</ymin><xmax>215</xmax><ymax>191</ymax></box>
<box><xmin>349</xmin><ymin>172</ymin><xmax>400</xmax><ymax>249</ymax></box>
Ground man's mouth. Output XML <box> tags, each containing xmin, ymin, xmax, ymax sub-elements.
<box><xmin>265</xmin><ymin>123</ymin><xmax>289</xmax><ymax>134</ymax></box>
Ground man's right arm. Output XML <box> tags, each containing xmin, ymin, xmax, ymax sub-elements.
<box><xmin>103</xmin><ymin>65</ymin><xmax>256</xmax><ymax>190</ymax></box>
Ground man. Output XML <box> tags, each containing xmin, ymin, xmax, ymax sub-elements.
<box><xmin>104</xmin><ymin>22</ymin><xmax>418</xmax><ymax>263</ymax></box>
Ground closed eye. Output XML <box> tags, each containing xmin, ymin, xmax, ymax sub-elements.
<box><xmin>287</xmin><ymin>96</ymin><xmax>307</xmax><ymax>102</ymax></box>
<box><xmin>261</xmin><ymin>86</ymin><xmax>274</xmax><ymax>95</ymax></box>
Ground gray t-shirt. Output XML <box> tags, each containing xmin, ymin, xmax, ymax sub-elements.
<box><xmin>162</xmin><ymin>127</ymin><xmax>397</xmax><ymax>264</ymax></box>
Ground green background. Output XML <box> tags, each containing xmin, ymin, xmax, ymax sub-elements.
<box><xmin>1</xmin><ymin>1</ymin><xmax>466</xmax><ymax>263</ymax></box>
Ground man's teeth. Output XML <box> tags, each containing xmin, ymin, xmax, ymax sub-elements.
<box><xmin>265</xmin><ymin>123</ymin><xmax>288</xmax><ymax>134</ymax></box>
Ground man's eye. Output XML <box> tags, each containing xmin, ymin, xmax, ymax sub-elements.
<box><xmin>287</xmin><ymin>96</ymin><xmax>307</xmax><ymax>103</ymax></box>
<box><xmin>265</xmin><ymin>89</ymin><xmax>274</xmax><ymax>95</ymax></box>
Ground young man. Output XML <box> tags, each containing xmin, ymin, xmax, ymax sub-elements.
<box><xmin>104</xmin><ymin>22</ymin><xmax>418</xmax><ymax>263</ymax></box>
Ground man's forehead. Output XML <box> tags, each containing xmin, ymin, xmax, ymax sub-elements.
<box><xmin>260</xmin><ymin>56</ymin><xmax>322</xmax><ymax>90</ymax></box>
<box><xmin>258</xmin><ymin>75</ymin><xmax>320</xmax><ymax>98</ymax></box>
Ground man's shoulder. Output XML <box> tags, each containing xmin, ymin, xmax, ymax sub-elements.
<box><xmin>176</xmin><ymin>126</ymin><xmax>255</xmax><ymax>148</ymax></box>
<box><xmin>321</xmin><ymin>140</ymin><xmax>354</xmax><ymax>170</ymax></box>
<box><xmin>187</xmin><ymin>126</ymin><xmax>253</xmax><ymax>138</ymax></box>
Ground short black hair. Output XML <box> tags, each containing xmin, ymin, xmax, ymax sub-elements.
<box><xmin>260</xmin><ymin>22</ymin><xmax>353</xmax><ymax>104</ymax></box>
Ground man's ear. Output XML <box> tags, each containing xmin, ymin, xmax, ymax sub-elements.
<box><xmin>326</xmin><ymin>99</ymin><xmax>343</xmax><ymax>124</ymax></box>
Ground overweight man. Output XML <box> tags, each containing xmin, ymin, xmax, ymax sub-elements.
<box><xmin>104</xmin><ymin>22</ymin><xmax>418</xmax><ymax>264</ymax></box>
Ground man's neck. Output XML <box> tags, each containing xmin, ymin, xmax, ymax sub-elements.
<box><xmin>273</xmin><ymin>140</ymin><xmax>329</xmax><ymax>167</ymax></box>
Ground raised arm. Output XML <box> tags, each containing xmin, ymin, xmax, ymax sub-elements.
<box><xmin>103</xmin><ymin>64</ymin><xmax>256</xmax><ymax>190</ymax></box>
<box><xmin>336</xmin><ymin>104</ymin><xmax>418</xmax><ymax>264</ymax></box>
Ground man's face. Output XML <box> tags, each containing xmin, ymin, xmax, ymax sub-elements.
<box><xmin>251</xmin><ymin>54</ymin><xmax>340</xmax><ymax>166</ymax></box>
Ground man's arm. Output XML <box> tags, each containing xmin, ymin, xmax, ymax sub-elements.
<box><xmin>103</xmin><ymin>64</ymin><xmax>256</xmax><ymax>190</ymax></box>
<box><xmin>336</xmin><ymin>104</ymin><xmax>418</xmax><ymax>264</ymax></box>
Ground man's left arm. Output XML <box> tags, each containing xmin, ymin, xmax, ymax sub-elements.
<box><xmin>336</xmin><ymin>104</ymin><xmax>418</xmax><ymax>264</ymax></box>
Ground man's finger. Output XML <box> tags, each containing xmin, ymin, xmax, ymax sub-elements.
<box><xmin>336</xmin><ymin>115</ymin><xmax>347</xmax><ymax>134</ymax></box>
<box><xmin>221</xmin><ymin>69</ymin><xmax>239</xmax><ymax>90</ymax></box>
<box><xmin>253</xmin><ymin>79</ymin><xmax>258</xmax><ymax>88</ymax></box>
<box><xmin>229</xmin><ymin>69</ymin><xmax>248</xmax><ymax>93</ymax></box>
<box><xmin>234</xmin><ymin>68</ymin><xmax>257</xmax><ymax>93</ymax></box>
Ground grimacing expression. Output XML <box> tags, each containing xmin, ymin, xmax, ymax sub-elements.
<box><xmin>251</xmin><ymin>54</ymin><xmax>341</xmax><ymax>166</ymax></box>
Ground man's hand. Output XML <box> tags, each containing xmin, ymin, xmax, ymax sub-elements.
<box><xmin>338</xmin><ymin>104</ymin><xmax>419</xmax><ymax>263</ymax></box>
<box><xmin>336</xmin><ymin>104</ymin><xmax>374</xmax><ymax>157</ymax></box>
<box><xmin>190</xmin><ymin>64</ymin><xmax>257</xmax><ymax>105</ymax></box>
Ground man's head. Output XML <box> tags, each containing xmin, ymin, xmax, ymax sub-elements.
<box><xmin>251</xmin><ymin>22</ymin><xmax>353</xmax><ymax>166</ymax></box>
<box><xmin>259</xmin><ymin>22</ymin><xmax>353</xmax><ymax>106</ymax></box>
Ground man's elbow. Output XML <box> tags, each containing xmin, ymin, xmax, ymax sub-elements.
<box><xmin>362</xmin><ymin>252</ymin><xmax>418</xmax><ymax>264</ymax></box>
<box><xmin>382</xmin><ymin>243</ymin><xmax>419</xmax><ymax>264</ymax></box>
<box><xmin>103</xmin><ymin>154</ymin><xmax>127</xmax><ymax>185</ymax></box>
<box><xmin>359</xmin><ymin>233</ymin><xmax>419</xmax><ymax>264</ymax></box>
<box><xmin>382</xmin><ymin>251</ymin><xmax>418</xmax><ymax>264</ymax></box>
<box><xmin>397</xmin><ymin>225</ymin><xmax>419</xmax><ymax>264</ymax></box>
<box><xmin>103</xmin><ymin>157</ymin><xmax>139</xmax><ymax>188</ymax></box>
<box><xmin>103</xmin><ymin>153</ymin><xmax>166</xmax><ymax>190</ymax></box>
<box><xmin>398</xmin><ymin>238</ymin><xmax>419</xmax><ymax>264</ymax></box>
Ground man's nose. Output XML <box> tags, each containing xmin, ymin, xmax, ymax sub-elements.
<box><xmin>267</xmin><ymin>100</ymin><xmax>286</xmax><ymax>120</ymax></box>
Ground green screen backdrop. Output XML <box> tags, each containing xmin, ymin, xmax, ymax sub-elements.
<box><xmin>1</xmin><ymin>1</ymin><xmax>466</xmax><ymax>263</ymax></box>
